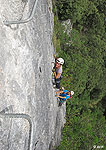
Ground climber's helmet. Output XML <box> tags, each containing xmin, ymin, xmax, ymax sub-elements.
<box><xmin>71</xmin><ymin>91</ymin><xmax>74</xmax><ymax>95</ymax></box>
<box><xmin>56</xmin><ymin>58</ymin><xmax>64</xmax><ymax>65</ymax></box>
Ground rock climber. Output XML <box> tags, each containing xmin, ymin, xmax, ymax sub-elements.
<box><xmin>56</xmin><ymin>89</ymin><xmax>74</xmax><ymax>106</ymax></box>
<box><xmin>52</xmin><ymin>57</ymin><xmax>64</xmax><ymax>89</ymax></box>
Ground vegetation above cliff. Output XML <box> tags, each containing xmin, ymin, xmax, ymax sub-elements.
<box><xmin>52</xmin><ymin>0</ymin><xmax>106</xmax><ymax>149</ymax></box>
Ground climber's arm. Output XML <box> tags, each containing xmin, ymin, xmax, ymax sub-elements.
<box><xmin>56</xmin><ymin>95</ymin><xmax>65</xmax><ymax>99</ymax></box>
<box><xmin>56</xmin><ymin>90</ymin><xmax>63</xmax><ymax>95</ymax></box>
<box><xmin>54</xmin><ymin>72</ymin><xmax>61</xmax><ymax>79</ymax></box>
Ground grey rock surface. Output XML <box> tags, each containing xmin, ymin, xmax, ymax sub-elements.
<box><xmin>0</xmin><ymin>0</ymin><xmax>66</xmax><ymax>150</ymax></box>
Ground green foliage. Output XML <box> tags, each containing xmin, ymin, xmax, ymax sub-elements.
<box><xmin>57</xmin><ymin>107</ymin><xmax>106</xmax><ymax>150</ymax></box>
<box><xmin>53</xmin><ymin>0</ymin><xmax>106</xmax><ymax>96</ymax></box>
<box><xmin>53</xmin><ymin>0</ymin><xmax>106</xmax><ymax>149</ymax></box>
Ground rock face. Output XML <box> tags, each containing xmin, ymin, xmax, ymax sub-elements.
<box><xmin>0</xmin><ymin>0</ymin><xmax>66</xmax><ymax>150</ymax></box>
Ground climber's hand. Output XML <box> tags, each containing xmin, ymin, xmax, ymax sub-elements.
<box><xmin>52</xmin><ymin>68</ymin><xmax>55</xmax><ymax>72</ymax></box>
<box><xmin>53</xmin><ymin>54</ymin><xmax>57</xmax><ymax>59</ymax></box>
<box><xmin>56</xmin><ymin>95</ymin><xmax>59</xmax><ymax>97</ymax></box>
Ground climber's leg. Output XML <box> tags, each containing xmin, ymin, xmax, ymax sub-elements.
<box><xmin>55</xmin><ymin>78</ymin><xmax>61</xmax><ymax>89</ymax></box>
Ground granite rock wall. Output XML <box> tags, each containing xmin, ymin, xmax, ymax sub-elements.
<box><xmin>0</xmin><ymin>0</ymin><xmax>66</xmax><ymax>149</ymax></box>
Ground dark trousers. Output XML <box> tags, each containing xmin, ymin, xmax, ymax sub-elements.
<box><xmin>55</xmin><ymin>78</ymin><xmax>61</xmax><ymax>89</ymax></box>
<box><xmin>53</xmin><ymin>64</ymin><xmax>62</xmax><ymax>89</ymax></box>
<box><xmin>59</xmin><ymin>98</ymin><xmax>66</xmax><ymax>106</ymax></box>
